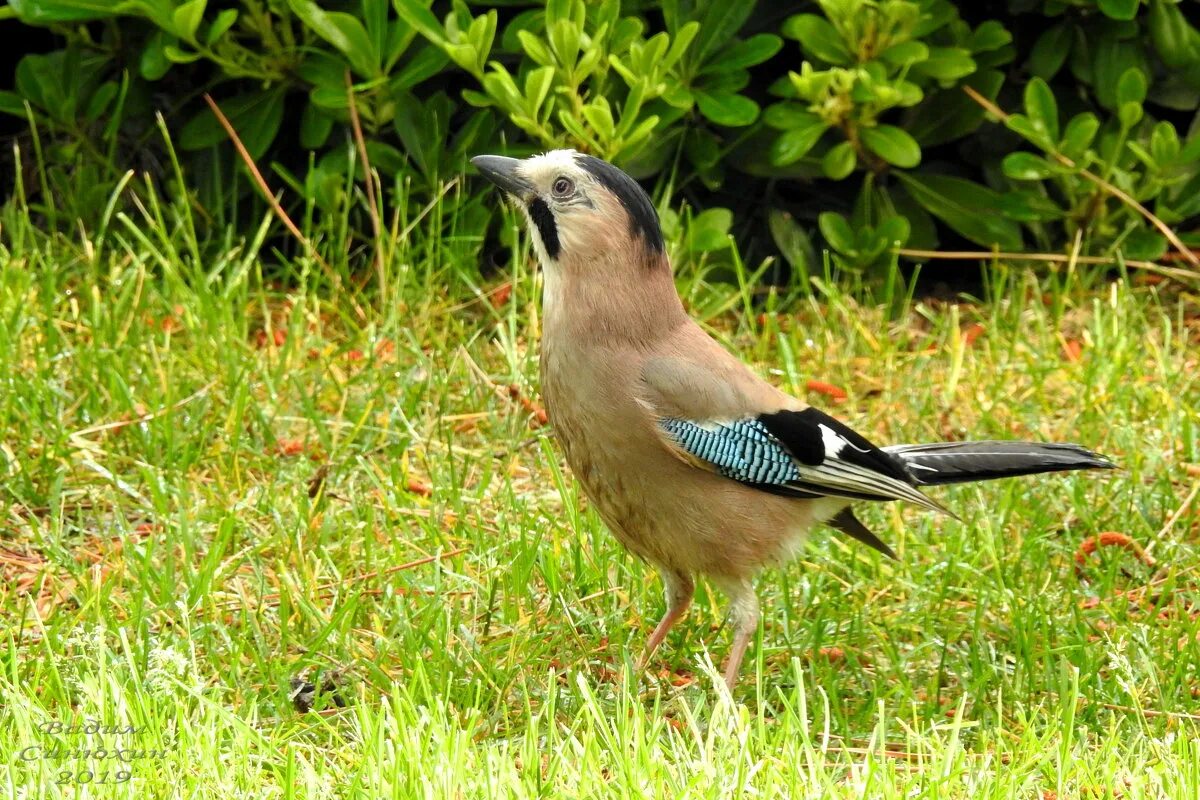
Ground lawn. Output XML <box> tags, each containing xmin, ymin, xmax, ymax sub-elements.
<box><xmin>2</xmin><ymin>184</ymin><xmax>1199</xmax><ymax>798</ymax></box>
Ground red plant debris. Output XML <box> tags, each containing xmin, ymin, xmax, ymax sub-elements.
<box><xmin>507</xmin><ymin>383</ymin><xmax>548</xmax><ymax>427</ymax></box>
<box><xmin>806</xmin><ymin>380</ymin><xmax>848</xmax><ymax>402</ymax></box>
<box><xmin>1062</xmin><ymin>338</ymin><xmax>1083</xmax><ymax>362</ymax></box>
<box><xmin>816</xmin><ymin>646</ymin><xmax>846</xmax><ymax>663</ymax></box>
<box><xmin>963</xmin><ymin>322</ymin><xmax>986</xmax><ymax>347</ymax></box>
<box><xmin>406</xmin><ymin>478</ymin><xmax>432</xmax><ymax>497</ymax></box>
<box><xmin>488</xmin><ymin>282</ymin><xmax>513</xmax><ymax>308</ymax></box>
<box><xmin>270</xmin><ymin>439</ymin><xmax>307</xmax><ymax>457</ymax></box>
<box><xmin>254</xmin><ymin>329</ymin><xmax>287</xmax><ymax>348</ymax></box>
<box><xmin>1074</xmin><ymin>532</ymin><xmax>1155</xmax><ymax>579</ymax></box>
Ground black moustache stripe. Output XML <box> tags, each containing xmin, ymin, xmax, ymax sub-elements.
<box><xmin>528</xmin><ymin>198</ymin><xmax>561</xmax><ymax>259</ymax></box>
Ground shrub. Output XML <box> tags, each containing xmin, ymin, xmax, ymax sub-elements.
<box><xmin>2</xmin><ymin>0</ymin><xmax>1198</xmax><ymax>279</ymax></box>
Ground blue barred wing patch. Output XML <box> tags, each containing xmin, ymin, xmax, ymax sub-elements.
<box><xmin>658</xmin><ymin>417</ymin><xmax>801</xmax><ymax>486</ymax></box>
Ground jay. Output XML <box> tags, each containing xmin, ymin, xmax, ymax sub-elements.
<box><xmin>471</xmin><ymin>149</ymin><xmax>1114</xmax><ymax>691</ymax></box>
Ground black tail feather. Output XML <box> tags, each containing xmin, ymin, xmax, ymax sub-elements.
<box><xmin>884</xmin><ymin>441</ymin><xmax>1115</xmax><ymax>486</ymax></box>
<box><xmin>828</xmin><ymin>508</ymin><xmax>898</xmax><ymax>560</ymax></box>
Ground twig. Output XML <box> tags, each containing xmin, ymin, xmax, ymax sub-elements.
<box><xmin>962</xmin><ymin>85</ymin><xmax>1200</xmax><ymax>270</ymax></box>
<box><xmin>203</xmin><ymin>94</ymin><xmax>366</xmax><ymax>322</ymax></box>
<box><xmin>68</xmin><ymin>380</ymin><xmax>215</xmax><ymax>439</ymax></box>
<box><xmin>897</xmin><ymin>248</ymin><xmax>1197</xmax><ymax>280</ymax></box>
<box><xmin>1153</xmin><ymin>480</ymin><xmax>1200</xmax><ymax>552</ymax></box>
<box><xmin>217</xmin><ymin>546</ymin><xmax>469</xmax><ymax>611</ymax></box>
<box><xmin>1096</xmin><ymin>701</ymin><xmax>1200</xmax><ymax>723</ymax></box>
<box><xmin>345</xmin><ymin>71</ymin><xmax>383</xmax><ymax>281</ymax></box>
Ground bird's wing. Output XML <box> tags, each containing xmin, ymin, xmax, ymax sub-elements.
<box><xmin>638</xmin><ymin>355</ymin><xmax>945</xmax><ymax>513</ymax></box>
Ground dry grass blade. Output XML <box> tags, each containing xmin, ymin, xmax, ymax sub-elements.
<box><xmin>203</xmin><ymin>94</ymin><xmax>367</xmax><ymax>321</ymax></box>
<box><xmin>69</xmin><ymin>380</ymin><xmax>215</xmax><ymax>439</ymax></box>
<box><xmin>962</xmin><ymin>85</ymin><xmax>1200</xmax><ymax>272</ymax></box>
<box><xmin>897</xmin><ymin>248</ymin><xmax>1199</xmax><ymax>280</ymax></box>
<box><xmin>217</xmin><ymin>546</ymin><xmax>470</xmax><ymax>611</ymax></box>
<box><xmin>345</xmin><ymin>70</ymin><xmax>384</xmax><ymax>283</ymax></box>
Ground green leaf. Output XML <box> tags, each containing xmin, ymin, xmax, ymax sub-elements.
<box><xmin>912</xmin><ymin>47</ymin><xmax>975</xmax><ymax>82</ymax></box>
<box><xmin>1098</xmin><ymin>0</ymin><xmax>1140</xmax><ymax>21</ymax></box>
<box><xmin>1116</xmin><ymin>67</ymin><xmax>1147</xmax><ymax>105</ymax></box>
<box><xmin>908</xmin><ymin>69</ymin><xmax>1003</xmax><ymax>147</ymax></box>
<box><xmin>289</xmin><ymin>0</ymin><xmax>379</xmax><ymax>76</ymax></box>
<box><xmin>516</xmin><ymin>30</ymin><xmax>554</xmax><ymax>66</ymax></box>
<box><xmin>769</xmin><ymin>119</ymin><xmax>829</xmax><ymax>166</ymax></box>
<box><xmin>523</xmin><ymin>66</ymin><xmax>555</xmax><ymax>116</ymax></box>
<box><xmin>206</xmin><ymin>8</ymin><xmax>238</xmax><ymax>45</ymax></box>
<box><xmin>1002</xmin><ymin>152</ymin><xmax>1056</xmax><ymax>180</ymax></box>
<box><xmin>1120</xmin><ymin>227</ymin><xmax>1167</xmax><ymax>260</ymax></box>
<box><xmin>299</xmin><ymin>102</ymin><xmax>333</xmax><ymax>149</ymax></box>
<box><xmin>684</xmin><ymin>1</ymin><xmax>753</xmax><ymax>63</ymax></box>
<box><xmin>880</xmin><ymin>40</ymin><xmax>929</xmax><ymax>67</ymax></box>
<box><xmin>1147</xmin><ymin>0</ymin><xmax>1200</xmax><ymax>69</ymax></box>
<box><xmin>998</xmin><ymin>190</ymin><xmax>1064</xmax><ymax>222</ymax></box>
<box><xmin>713</xmin><ymin>33</ymin><xmax>782</xmax><ymax>70</ymax></box>
<box><xmin>821</xmin><ymin>141</ymin><xmax>856</xmax><ymax>179</ymax></box>
<box><xmin>180</xmin><ymin>88</ymin><xmax>286</xmax><ymax>159</ymax></box>
<box><xmin>970</xmin><ymin>21</ymin><xmax>1012</xmax><ymax>53</ymax></box>
<box><xmin>686</xmin><ymin>207</ymin><xmax>733</xmax><ymax>253</ymax></box>
<box><xmin>172</xmin><ymin>0</ymin><xmax>205</xmax><ymax>40</ymax></box>
<box><xmin>782</xmin><ymin>14</ymin><xmax>852</xmax><ymax>65</ymax></box>
<box><xmin>888</xmin><ymin>184</ymin><xmax>939</xmax><ymax>249</ymax></box>
<box><xmin>581</xmin><ymin>99</ymin><xmax>615</xmax><ymax>140</ymax></box>
<box><xmin>392</xmin><ymin>0</ymin><xmax>447</xmax><ymax>47</ymax></box>
<box><xmin>1092</xmin><ymin>34</ymin><xmax>1145</xmax><ymax>110</ymax></box>
<box><xmin>767</xmin><ymin>209</ymin><xmax>816</xmax><ymax>276</ymax></box>
<box><xmin>140</xmin><ymin>30</ymin><xmax>171</xmax><ymax>80</ymax></box>
<box><xmin>818</xmin><ymin>212</ymin><xmax>856</xmax><ymax>255</ymax></box>
<box><xmin>912</xmin><ymin>0</ymin><xmax>956</xmax><ymax>37</ymax></box>
<box><xmin>1029</xmin><ymin>23</ymin><xmax>1071</xmax><ymax>79</ymax></box>
<box><xmin>9</xmin><ymin>0</ymin><xmax>125</xmax><ymax>23</ymax></box>
<box><xmin>1023</xmin><ymin>77</ymin><xmax>1059</xmax><ymax>144</ymax></box>
<box><xmin>896</xmin><ymin>172</ymin><xmax>1023</xmax><ymax>249</ymax></box>
<box><xmin>860</xmin><ymin>125</ymin><xmax>921</xmax><ymax>168</ymax></box>
<box><xmin>0</xmin><ymin>90</ymin><xmax>28</xmax><ymax>118</ymax></box>
<box><xmin>695</xmin><ymin>90</ymin><xmax>758</xmax><ymax>127</ymax></box>
<box><xmin>1005</xmin><ymin>113</ymin><xmax>1052</xmax><ymax>150</ymax></box>
<box><xmin>1060</xmin><ymin>112</ymin><xmax>1099</xmax><ymax>159</ymax></box>
<box><xmin>875</xmin><ymin>215</ymin><xmax>911</xmax><ymax>248</ymax></box>
<box><xmin>389</xmin><ymin>43</ymin><xmax>449</xmax><ymax>92</ymax></box>
<box><xmin>763</xmin><ymin>103</ymin><xmax>818</xmax><ymax>130</ymax></box>
<box><xmin>1119</xmin><ymin>101</ymin><xmax>1143</xmax><ymax>128</ymax></box>
<box><xmin>164</xmin><ymin>44</ymin><xmax>203</xmax><ymax>64</ymax></box>
<box><xmin>1150</xmin><ymin>120</ymin><xmax>1180</xmax><ymax>165</ymax></box>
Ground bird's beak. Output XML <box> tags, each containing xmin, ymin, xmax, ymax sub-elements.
<box><xmin>471</xmin><ymin>155</ymin><xmax>534</xmax><ymax>200</ymax></box>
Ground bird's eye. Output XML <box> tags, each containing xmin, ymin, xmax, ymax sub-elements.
<box><xmin>552</xmin><ymin>177</ymin><xmax>574</xmax><ymax>197</ymax></box>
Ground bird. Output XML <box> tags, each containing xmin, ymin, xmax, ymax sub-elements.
<box><xmin>470</xmin><ymin>149</ymin><xmax>1114</xmax><ymax>691</ymax></box>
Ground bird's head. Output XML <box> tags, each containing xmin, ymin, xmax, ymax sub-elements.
<box><xmin>471</xmin><ymin>149</ymin><xmax>665</xmax><ymax>274</ymax></box>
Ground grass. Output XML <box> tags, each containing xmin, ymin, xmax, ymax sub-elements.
<box><xmin>1</xmin><ymin>170</ymin><xmax>1199</xmax><ymax>799</ymax></box>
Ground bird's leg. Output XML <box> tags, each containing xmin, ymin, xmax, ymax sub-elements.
<box><xmin>720</xmin><ymin>584</ymin><xmax>760</xmax><ymax>692</ymax></box>
<box><xmin>636</xmin><ymin>570</ymin><xmax>694</xmax><ymax>673</ymax></box>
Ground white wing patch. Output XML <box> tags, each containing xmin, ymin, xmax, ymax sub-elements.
<box><xmin>819</xmin><ymin>423</ymin><xmax>871</xmax><ymax>459</ymax></box>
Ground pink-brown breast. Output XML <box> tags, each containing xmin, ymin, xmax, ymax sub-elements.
<box><xmin>539</xmin><ymin>328</ymin><xmax>842</xmax><ymax>582</ymax></box>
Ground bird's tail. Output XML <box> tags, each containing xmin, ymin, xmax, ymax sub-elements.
<box><xmin>883</xmin><ymin>441</ymin><xmax>1115</xmax><ymax>486</ymax></box>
